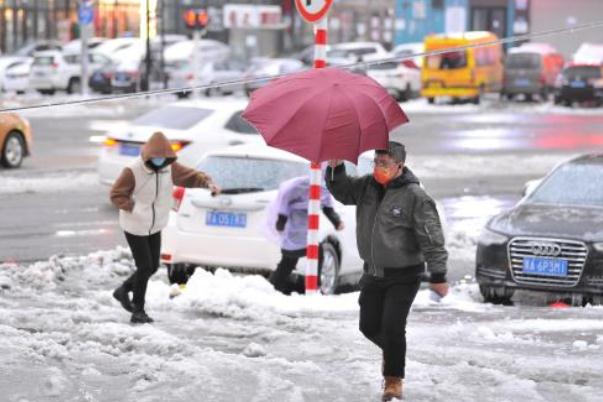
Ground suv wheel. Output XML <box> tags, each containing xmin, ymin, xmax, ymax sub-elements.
<box><xmin>318</xmin><ymin>242</ymin><xmax>340</xmax><ymax>295</ymax></box>
<box><xmin>67</xmin><ymin>78</ymin><xmax>81</xmax><ymax>94</ymax></box>
<box><xmin>479</xmin><ymin>284</ymin><xmax>514</xmax><ymax>305</ymax></box>
<box><xmin>1</xmin><ymin>131</ymin><xmax>25</xmax><ymax>168</ymax></box>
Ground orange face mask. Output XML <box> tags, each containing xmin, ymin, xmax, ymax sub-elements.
<box><xmin>373</xmin><ymin>166</ymin><xmax>397</xmax><ymax>185</ymax></box>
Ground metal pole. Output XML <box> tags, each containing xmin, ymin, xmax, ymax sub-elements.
<box><xmin>81</xmin><ymin>1</ymin><xmax>90</xmax><ymax>96</ymax></box>
<box><xmin>160</xmin><ymin>0</ymin><xmax>166</xmax><ymax>89</ymax></box>
<box><xmin>192</xmin><ymin>28</ymin><xmax>200</xmax><ymax>97</ymax></box>
<box><xmin>305</xmin><ymin>16</ymin><xmax>328</xmax><ymax>295</ymax></box>
<box><xmin>144</xmin><ymin>0</ymin><xmax>151</xmax><ymax>91</ymax></box>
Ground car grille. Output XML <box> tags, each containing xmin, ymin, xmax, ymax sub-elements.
<box><xmin>508</xmin><ymin>237</ymin><xmax>588</xmax><ymax>287</ymax></box>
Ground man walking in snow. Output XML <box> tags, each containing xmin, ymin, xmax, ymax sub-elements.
<box><xmin>326</xmin><ymin>141</ymin><xmax>448</xmax><ymax>401</ymax></box>
<box><xmin>110</xmin><ymin>131</ymin><xmax>220</xmax><ymax>324</ymax></box>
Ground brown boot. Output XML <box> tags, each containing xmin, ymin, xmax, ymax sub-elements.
<box><xmin>382</xmin><ymin>376</ymin><xmax>403</xmax><ymax>401</ymax></box>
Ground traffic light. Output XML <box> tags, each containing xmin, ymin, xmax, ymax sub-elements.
<box><xmin>184</xmin><ymin>9</ymin><xmax>209</xmax><ymax>30</ymax></box>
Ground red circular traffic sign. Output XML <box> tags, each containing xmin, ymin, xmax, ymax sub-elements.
<box><xmin>295</xmin><ymin>0</ymin><xmax>333</xmax><ymax>23</ymax></box>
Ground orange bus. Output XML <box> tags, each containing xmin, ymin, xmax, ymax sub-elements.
<box><xmin>421</xmin><ymin>31</ymin><xmax>503</xmax><ymax>104</ymax></box>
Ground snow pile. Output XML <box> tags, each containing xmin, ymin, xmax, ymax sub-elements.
<box><xmin>0</xmin><ymin>171</ymin><xmax>98</xmax><ymax>195</ymax></box>
<box><xmin>0</xmin><ymin>248</ymin><xmax>133</xmax><ymax>292</ymax></box>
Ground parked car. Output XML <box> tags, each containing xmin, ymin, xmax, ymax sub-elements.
<box><xmin>501</xmin><ymin>44</ymin><xmax>564</xmax><ymax>101</ymax></box>
<box><xmin>168</xmin><ymin>58</ymin><xmax>246</xmax><ymax>99</ymax></box>
<box><xmin>29</xmin><ymin>50</ymin><xmax>112</xmax><ymax>94</ymax></box>
<box><xmin>97</xmin><ymin>99</ymin><xmax>262</xmax><ymax>185</ymax></box>
<box><xmin>13</xmin><ymin>40</ymin><xmax>62</xmax><ymax>57</ymax></box>
<box><xmin>572</xmin><ymin>43</ymin><xmax>603</xmax><ymax>65</ymax></box>
<box><xmin>93</xmin><ymin>38</ymin><xmax>141</xmax><ymax>62</ymax></box>
<box><xmin>0</xmin><ymin>113</ymin><xmax>32</xmax><ymax>169</ymax></box>
<box><xmin>476</xmin><ymin>154</ymin><xmax>603</xmax><ymax>305</ymax></box>
<box><xmin>366</xmin><ymin>58</ymin><xmax>421</xmax><ymax>101</ymax></box>
<box><xmin>0</xmin><ymin>56</ymin><xmax>31</xmax><ymax>92</ymax></box>
<box><xmin>161</xmin><ymin>144</ymin><xmax>364</xmax><ymax>294</ymax></box>
<box><xmin>392</xmin><ymin>42</ymin><xmax>424</xmax><ymax>68</ymax></box>
<box><xmin>554</xmin><ymin>63</ymin><xmax>603</xmax><ymax>106</ymax></box>
<box><xmin>327</xmin><ymin>42</ymin><xmax>389</xmax><ymax>64</ymax></box>
<box><xmin>62</xmin><ymin>37</ymin><xmax>107</xmax><ymax>54</ymax></box>
<box><xmin>243</xmin><ymin>58</ymin><xmax>305</xmax><ymax>96</ymax></box>
<box><xmin>164</xmin><ymin>39</ymin><xmax>230</xmax><ymax>66</ymax></box>
<box><xmin>3</xmin><ymin>59</ymin><xmax>33</xmax><ymax>94</ymax></box>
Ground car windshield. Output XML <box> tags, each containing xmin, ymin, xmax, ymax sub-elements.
<box><xmin>426</xmin><ymin>51</ymin><xmax>468</xmax><ymax>70</ymax></box>
<box><xmin>527</xmin><ymin>161</ymin><xmax>603</xmax><ymax>207</ymax></box>
<box><xmin>197</xmin><ymin>156</ymin><xmax>309</xmax><ymax>192</ymax></box>
<box><xmin>133</xmin><ymin>106</ymin><xmax>213</xmax><ymax>130</ymax></box>
<box><xmin>507</xmin><ymin>53</ymin><xmax>540</xmax><ymax>69</ymax></box>
<box><xmin>564</xmin><ymin>66</ymin><xmax>601</xmax><ymax>80</ymax></box>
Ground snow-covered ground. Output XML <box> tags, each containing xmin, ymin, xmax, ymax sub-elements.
<box><xmin>1</xmin><ymin>246</ymin><xmax>602</xmax><ymax>402</ymax></box>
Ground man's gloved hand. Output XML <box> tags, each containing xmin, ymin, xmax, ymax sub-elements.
<box><xmin>276</xmin><ymin>214</ymin><xmax>287</xmax><ymax>232</ymax></box>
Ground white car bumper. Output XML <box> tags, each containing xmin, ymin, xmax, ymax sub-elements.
<box><xmin>162</xmin><ymin>217</ymin><xmax>282</xmax><ymax>272</ymax></box>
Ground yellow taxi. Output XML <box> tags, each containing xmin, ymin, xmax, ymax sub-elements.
<box><xmin>0</xmin><ymin>112</ymin><xmax>32</xmax><ymax>168</ymax></box>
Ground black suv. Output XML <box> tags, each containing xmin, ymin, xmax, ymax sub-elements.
<box><xmin>476</xmin><ymin>154</ymin><xmax>603</xmax><ymax>305</ymax></box>
<box><xmin>554</xmin><ymin>64</ymin><xmax>603</xmax><ymax>106</ymax></box>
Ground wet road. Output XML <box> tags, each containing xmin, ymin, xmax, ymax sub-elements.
<box><xmin>1</xmin><ymin>96</ymin><xmax>602</xmax><ymax>277</ymax></box>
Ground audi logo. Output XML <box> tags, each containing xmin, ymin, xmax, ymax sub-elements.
<box><xmin>529</xmin><ymin>242</ymin><xmax>562</xmax><ymax>257</ymax></box>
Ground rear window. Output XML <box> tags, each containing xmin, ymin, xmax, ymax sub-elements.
<box><xmin>564</xmin><ymin>66</ymin><xmax>601</xmax><ymax>80</ymax></box>
<box><xmin>196</xmin><ymin>156</ymin><xmax>308</xmax><ymax>192</ymax></box>
<box><xmin>133</xmin><ymin>106</ymin><xmax>213</xmax><ymax>130</ymax></box>
<box><xmin>506</xmin><ymin>53</ymin><xmax>540</xmax><ymax>69</ymax></box>
<box><xmin>33</xmin><ymin>56</ymin><xmax>54</xmax><ymax>66</ymax></box>
<box><xmin>426</xmin><ymin>51</ymin><xmax>467</xmax><ymax>70</ymax></box>
<box><xmin>224</xmin><ymin>111</ymin><xmax>258</xmax><ymax>134</ymax></box>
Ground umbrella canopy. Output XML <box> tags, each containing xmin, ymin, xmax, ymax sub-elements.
<box><xmin>242</xmin><ymin>67</ymin><xmax>409</xmax><ymax>164</ymax></box>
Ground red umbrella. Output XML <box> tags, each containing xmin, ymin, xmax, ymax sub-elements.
<box><xmin>242</xmin><ymin>67</ymin><xmax>409</xmax><ymax>163</ymax></box>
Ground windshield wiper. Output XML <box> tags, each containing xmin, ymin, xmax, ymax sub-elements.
<box><xmin>220</xmin><ymin>187</ymin><xmax>265</xmax><ymax>194</ymax></box>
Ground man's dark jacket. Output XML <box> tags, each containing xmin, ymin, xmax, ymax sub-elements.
<box><xmin>326</xmin><ymin>164</ymin><xmax>447</xmax><ymax>282</ymax></box>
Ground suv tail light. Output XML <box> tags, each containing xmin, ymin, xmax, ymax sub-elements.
<box><xmin>172</xmin><ymin>186</ymin><xmax>185</xmax><ymax>211</ymax></box>
<box><xmin>103</xmin><ymin>137</ymin><xmax>117</xmax><ymax>147</ymax></box>
<box><xmin>401</xmin><ymin>60</ymin><xmax>419</xmax><ymax>69</ymax></box>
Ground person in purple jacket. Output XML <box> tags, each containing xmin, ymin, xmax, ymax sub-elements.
<box><xmin>268</xmin><ymin>175</ymin><xmax>344</xmax><ymax>294</ymax></box>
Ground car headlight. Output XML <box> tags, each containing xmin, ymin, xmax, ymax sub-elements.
<box><xmin>478</xmin><ymin>227</ymin><xmax>508</xmax><ymax>246</ymax></box>
<box><xmin>593</xmin><ymin>242</ymin><xmax>603</xmax><ymax>252</ymax></box>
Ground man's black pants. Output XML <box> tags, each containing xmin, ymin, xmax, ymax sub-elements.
<box><xmin>122</xmin><ymin>231</ymin><xmax>161</xmax><ymax>311</ymax></box>
<box><xmin>358</xmin><ymin>271</ymin><xmax>421</xmax><ymax>378</ymax></box>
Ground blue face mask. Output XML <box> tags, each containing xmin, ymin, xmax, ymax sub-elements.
<box><xmin>150</xmin><ymin>157</ymin><xmax>166</xmax><ymax>167</ymax></box>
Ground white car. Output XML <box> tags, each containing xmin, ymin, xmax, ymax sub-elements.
<box><xmin>164</xmin><ymin>39</ymin><xmax>230</xmax><ymax>66</ymax></box>
<box><xmin>97</xmin><ymin>99</ymin><xmax>263</xmax><ymax>185</ymax></box>
<box><xmin>366</xmin><ymin>57</ymin><xmax>421</xmax><ymax>101</ymax></box>
<box><xmin>168</xmin><ymin>58</ymin><xmax>246</xmax><ymax>98</ymax></box>
<box><xmin>93</xmin><ymin>38</ymin><xmax>141</xmax><ymax>63</ymax></box>
<box><xmin>161</xmin><ymin>144</ymin><xmax>365</xmax><ymax>295</ymax></box>
<box><xmin>3</xmin><ymin>59</ymin><xmax>33</xmax><ymax>94</ymax></box>
<box><xmin>392</xmin><ymin>42</ymin><xmax>425</xmax><ymax>68</ymax></box>
<box><xmin>29</xmin><ymin>50</ymin><xmax>113</xmax><ymax>94</ymax></box>
<box><xmin>0</xmin><ymin>57</ymin><xmax>31</xmax><ymax>92</ymax></box>
<box><xmin>327</xmin><ymin>42</ymin><xmax>389</xmax><ymax>64</ymax></box>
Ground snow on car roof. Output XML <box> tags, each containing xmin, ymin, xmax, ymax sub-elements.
<box><xmin>176</xmin><ymin>98</ymin><xmax>250</xmax><ymax>110</ymax></box>
<box><xmin>203</xmin><ymin>144</ymin><xmax>307</xmax><ymax>163</ymax></box>
<box><xmin>331</xmin><ymin>42</ymin><xmax>385</xmax><ymax>50</ymax></box>
<box><xmin>427</xmin><ymin>31</ymin><xmax>495</xmax><ymax>41</ymax></box>
<box><xmin>573</xmin><ymin>43</ymin><xmax>603</xmax><ymax>64</ymax></box>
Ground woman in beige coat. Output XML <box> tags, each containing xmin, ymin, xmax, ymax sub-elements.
<box><xmin>110</xmin><ymin>131</ymin><xmax>220</xmax><ymax>323</ymax></box>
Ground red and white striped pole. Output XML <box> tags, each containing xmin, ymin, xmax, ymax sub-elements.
<box><xmin>306</xmin><ymin>17</ymin><xmax>328</xmax><ymax>295</ymax></box>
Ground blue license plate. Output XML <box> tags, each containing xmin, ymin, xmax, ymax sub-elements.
<box><xmin>119</xmin><ymin>143</ymin><xmax>141</xmax><ymax>156</ymax></box>
<box><xmin>522</xmin><ymin>257</ymin><xmax>568</xmax><ymax>277</ymax></box>
<box><xmin>206</xmin><ymin>211</ymin><xmax>247</xmax><ymax>228</ymax></box>
<box><xmin>571</xmin><ymin>80</ymin><xmax>586</xmax><ymax>88</ymax></box>
<box><xmin>515</xmin><ymin>78</ymin><xmax>530</xmax><ymax>87</ymax></box>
